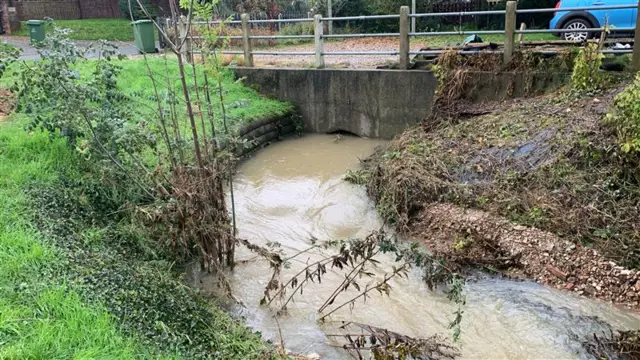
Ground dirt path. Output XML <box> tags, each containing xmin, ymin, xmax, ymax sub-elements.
<box><xmin>252</xmin><ymin>37</ymin><xmax>428</xmax><ymax>68</ymax></box>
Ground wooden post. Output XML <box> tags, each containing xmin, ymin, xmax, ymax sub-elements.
<box><xmin>278</xmin><ymin>13</ymin><xmax>282</xmax><ymax>32</ymax></box>
<box><xmin>411</xmin><ymin>0</ymin><xmax>416</xmax><ymax>34</ymax></box>
<box><xmin>241</xmin><ymin>13</ymin><xmax>254</xmax><ymax>67</ymax></box>
<box><xmin>517</xmin><ymin>22</ymin><xmax>526</xmax><ymax>43</ymax></box>
<box><xmin>633</xmin><ymin>0</ymin><xmax>640</xmax><ymax>71</ymax></box>
<box><xmin>179</xmin><ymin>15</ymin><xmax>192</xmax><ymax>64</ymax></box>
<box><xmin>503</xmin><ymin>1</ymin><xmax>517</xmax><ymax>64</ymax></box>
<box><xmin>314</xmin><ymin>14</ymin><xmax>325</xmax><ymax>68</ymax></box>
<box><xmin>399</xmin><ymin>6</ymin><xmax>410</xmax><ymax>70</ymax></box>
<box><xmin>327</xmin><ymin>0</ymin><xmax>333</xmax><ymax>35</ymax></box>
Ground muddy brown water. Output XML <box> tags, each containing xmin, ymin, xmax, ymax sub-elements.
<box><xmin>196</xmin><ymin>134</ymin><xmax>640</xmax><ymax>359</ymax></box>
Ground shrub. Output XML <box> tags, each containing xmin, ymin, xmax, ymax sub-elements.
<box><xmin>280</xmin><ymin>22</ymin><xmax>313</xmax><ymax>36</ymax></box>
<box><xmin>607</xmin><ymin>74</ymin><xmax>640</xmax><ymax>153</ymax></box>
<box><xmin>571</xmin><ymin>43</ymin><xmax>604</xmax><ymax>93</ymax></box>
<box><xmin>119</xmin><ymin>0</ymin><xmax>157</xmax><ymax>20</ymax></box>
<box><xmin>0</xmin><ymin>42</ymin><xmax>20</xmax><ymax>79</ymax></box>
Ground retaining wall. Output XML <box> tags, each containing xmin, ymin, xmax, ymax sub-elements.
<box><xmin>235</xmin><ymin>68</ymin><xmax>438</xmax><ymax>140</ymax></box>
<box><xmin>219</xmin><ymin>113</ymin><xmax>298</xmax><ymax>158</ymax></box>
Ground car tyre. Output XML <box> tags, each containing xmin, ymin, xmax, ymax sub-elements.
<box><xmin>562</xmin><ymin>18</ymin><xmax>592</xmax><ymax>42</ymax></box>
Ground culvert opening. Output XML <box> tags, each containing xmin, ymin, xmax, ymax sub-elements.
<box><xmin>326</xmin><ymin>129</ymin><xmax>360</xmax><ymax>138</ymax></box>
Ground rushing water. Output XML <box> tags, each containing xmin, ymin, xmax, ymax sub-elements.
<box><xmin>197</xmin><ymin>134</ymin><xmax>640</xmax><ymax>359</ymax></box>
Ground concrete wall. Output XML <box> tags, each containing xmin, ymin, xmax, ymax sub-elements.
<box><xmin>235</xmin><ymin>68</ymin><xmax>438</xmax><ymax>139</ymax></box>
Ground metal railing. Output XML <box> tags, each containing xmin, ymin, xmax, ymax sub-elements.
<box><xmin>182</xmin><ymin>1</ymin><xmax>640</xmax><ymax>71</ymax></box>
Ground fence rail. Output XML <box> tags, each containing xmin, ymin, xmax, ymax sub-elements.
<box><xmin>180</xmin><ymin>1</ymin><xmax>640</xmax><ymax>71</ymax></box>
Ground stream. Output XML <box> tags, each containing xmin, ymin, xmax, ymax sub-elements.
<box><xmin>198</xmin><ymin>134</ymin><xmax>640</xmax><ymax>359</ymax></box>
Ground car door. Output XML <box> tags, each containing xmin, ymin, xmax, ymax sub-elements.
<box><xmin>589</xmin><ymin>0</ymin><xmax>636</xmax><ymax>30</ymax></box>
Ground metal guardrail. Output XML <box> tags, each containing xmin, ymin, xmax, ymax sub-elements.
<box><xmin>182</xmin><ymin>1</ymin><xmax>640</xmax><ymax>70</ymax></box>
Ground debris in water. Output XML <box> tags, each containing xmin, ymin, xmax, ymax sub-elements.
<box><xmin>327</xmin><ymin>321</ymin><xmax>459</xmax><ymax>360</ymax></box>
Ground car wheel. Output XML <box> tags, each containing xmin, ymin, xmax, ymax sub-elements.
<box><xmin>562</xmin><ymin>19</ymin><xmax>591</xmax><ymax>42</ymax></box>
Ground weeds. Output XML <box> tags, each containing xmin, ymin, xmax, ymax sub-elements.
<box><xmin>606</xmin><ymin>73</ymin><xmax>640</xmax><ymax>153</ymax></box>
<box><xmin>583</xmin><ymin>330</ymin><xmax>640</xmax><ymax>360</ymax></box>
<box><xmin>571</xmin><ymin>43</ymin><xmax>605</xmax><ymax>94</ymax></box>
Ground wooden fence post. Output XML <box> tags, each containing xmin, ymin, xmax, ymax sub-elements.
<box><xmin>278</xmin><ymin>13</ymin><xmax>282</xmax><ymax>32</ymax></box>
<box><xmin>241</xmin><ymin>13</ymin><xmax>254</xmax><ymax>67</ymax></box>
<box><xmin>327</xmin><ymin>0</ymin><xmax>333</xmax><ymax>35</ymax></box>
<box><xmin>399</xmin><ymin>6</ymin><xmax>410</xmax><ymax>70</ymax></box>
<box><xmin>178</xmin><ymin>15</ymin><xmax>192</xmax><ymax>64</ymax></box>
<box><xmin>517</xmin><ymin>23</ymin><xmax>526</xmax><ymax>43</ymax></box>
<box><xmin>314</xmin><ymin>14</ymin><xmax>325</xmax><ymax>69</ymax></box>
<box><xmin>633</xmin><ymin>0</ymin><xmax>640</xmax><ymax>71</ymax></box>
<box><xmin>503</xmin><ymin>1</ymin><xmax>517</xmax><ymax>64</ymax></box>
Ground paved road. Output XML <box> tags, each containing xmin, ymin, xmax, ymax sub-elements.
<box><xmin>0</xmin><ymin>36</ymin><xmax>141</xmax><ymax>59</ymax></box>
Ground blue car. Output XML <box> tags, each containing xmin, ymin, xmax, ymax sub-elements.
<box><xmin>550</xmin><ymin>0</ymin><xmax>638</xmax><ymax>41</ymax></box>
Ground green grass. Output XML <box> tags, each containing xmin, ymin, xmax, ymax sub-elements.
<box><xmin>414</xmin><ymin>32</ymin><xmax>557</xmax><ymax>48</ymax></box>
<box><xmin>13</xmin><ymin>19</ymin><xmax>134</xmax><ymax>42</ymax></box>
<box><xmin>111</xmin><ymin>57</ymin><xmax>293</xmax><ymax>130</ymax></box>
<box><xmin>0</xmin><ymin>120</ymin><xmax>161</xmax><ymax>359</ymax></box>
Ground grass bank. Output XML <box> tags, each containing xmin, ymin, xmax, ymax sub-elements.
<box><xmin>12</xmin><ymin>19</ymin><xmax>134</xmax><ymax>41</ymax></box>
<box><xmin>0</xmin><ymin>119</ymin><xmax>165</xmax><ymax>358</ymax></box>
<box><xmin>0</xmin><ymin>54</ymin><xmax>293</xmax><ymax>357</ymax></box>
<box><xmin>112</xmin><ymin>57</ymin><xmax>292</xmax><ymax>130</ymax></box>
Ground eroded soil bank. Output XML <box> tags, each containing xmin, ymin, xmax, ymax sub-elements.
<box><xmin>359</xmin><ymin>82</ymin><xmax>640</xmax><ymax>356</ymax></box>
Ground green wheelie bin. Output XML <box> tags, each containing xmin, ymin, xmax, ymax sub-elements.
<box><xmin>26</xmin><ymin>20</ymin><xmax>46</xmax><ymax>43</ymax></box>
<box><xmin>132</xmin><ymin>20</ymin><xmax>156</xmax><ymax>54</ymax></box>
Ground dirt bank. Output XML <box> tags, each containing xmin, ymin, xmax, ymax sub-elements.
<box><xmin>412</xmin><ymin>203</ymin><xmax>640</xmax><ymax>308</ymax></box>
<box><xmin>362</xmin><ymin>80</ymin><xmax>640</xmax><ymax>307</ymax></box>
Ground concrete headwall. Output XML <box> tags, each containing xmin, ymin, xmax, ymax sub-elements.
<box><xmin>235</xmin><ymin>68</ymin><xmax>439</xmax><ymax>139</ymax></box>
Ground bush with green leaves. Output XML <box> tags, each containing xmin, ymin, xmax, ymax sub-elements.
<box><xmin>571</xmin><ymin>43</ymin><xmax>604</xmax><ymax>93</ymax></box>
<box><xmin>607</xmin><ymin>73</ymin><xmax>640</xmax><ymax>153</ymax></box>
<box><xmin>14</xmin><ymin>24</ymin><xmax>157</xmax><ymax>206</ymax></box>
<box><xmin>0</xmin><ymin>42</ymin><xmax>20</xmax><ymax>79</ymax></box>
